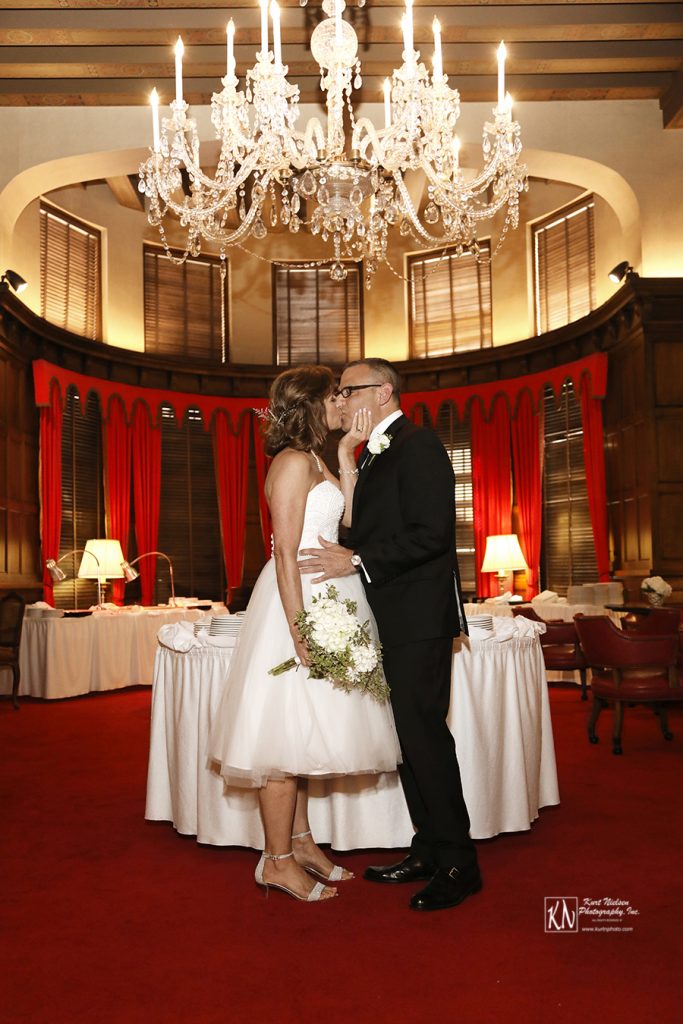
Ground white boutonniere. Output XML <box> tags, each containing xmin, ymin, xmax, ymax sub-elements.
<box><xmin>365</xmin><ymin>432</ymin><xmax>391</xmax><ymax>467</ymax></box>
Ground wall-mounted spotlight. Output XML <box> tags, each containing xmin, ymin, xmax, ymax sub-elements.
<box><xmin>608</xmin><ymin>261</ymin><xmax>634</xmax><ymax>284</ymax></box>
<box><xmin>0</xmin><ymin>269</ymin><xmax>28</xmax><ymax>294</ymax></box>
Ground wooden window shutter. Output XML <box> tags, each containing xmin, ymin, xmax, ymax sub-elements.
<box><xmin>430</xmin><ymin>404</ymin><xmax>476</xmax><ymax>596</ymax></box>
<box><xmin>40</xmin><ymin>202</ymin><xmax>102</xmax><ymax>341</ymax></box>
<box><xmin>143</xmin><ymin>246</ymin><xmax>229</xmax><ymax>362</ymax></box>
<box><xmin>408</xmin><ymin>243</ymin><xmax>492</xmax><ymax>358</ymax></box>
<box><xmin>55</xmin><ymin>389</ymin><xmax>105</xmax><ymax>609</ymax></box>
<box><xmin>157</xmin><ymin>405</ymin><xmax>225</xmax><ymax>603</ymax></box>
<box><xmin>541</xmin><ymin>383</ymin><xmax>597</xmax><ymax>592</ymax></box>
<box><xmin>273</xmin><ymin>264</ymin><xmax>363</xmax><ymax>366</ymax></box>
<box><xmin>534</xmin><ymin>198</ymin><xmax>595</xmax><ymax>334</ymax></box>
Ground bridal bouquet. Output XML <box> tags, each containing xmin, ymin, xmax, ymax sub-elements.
<box><xmin>269</xmin><ymin>585</ymin><xmax>389</xmax><ymax>704</ymax></box>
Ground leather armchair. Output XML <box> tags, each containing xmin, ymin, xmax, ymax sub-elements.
<box><xmin>574</xmin><ymin>613</ymin><xmax>680</xmax><ymax>755</ymax></box>
<box><xmin>0</xmin><ymin>591</ymin><xmax>26</xmax><ymax>710</ymax></box>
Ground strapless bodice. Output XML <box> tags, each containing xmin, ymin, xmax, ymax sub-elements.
<box><xmin>299</xmin><ymin>480</ymin><xmax>345</xmax><ymax>548</ymax></box>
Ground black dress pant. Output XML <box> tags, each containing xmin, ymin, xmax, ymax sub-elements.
<box><xmin>382</xmin><ymin>637</ymin><xmax>477</xmax><ymax>871</ymax></box>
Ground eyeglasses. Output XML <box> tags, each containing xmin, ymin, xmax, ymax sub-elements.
<box><xmin>334</xmin><ymin>383</ymin><xmax>382</xmax><ymax>400</ymax></box>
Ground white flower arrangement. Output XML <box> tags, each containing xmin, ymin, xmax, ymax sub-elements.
<box><xmin>367</xmin><ymin>432</ymin><xmax>391</xmax><ymax>456</ymax></box>
<box><xmin>641</xmin><ymin>576</ymin><xmax>672</xmax><ymax>598</ymax></box>
<box><xmin>269</xmin><ymin>585</ymin><xmax>389</xmax><ymax>703</ymax></box>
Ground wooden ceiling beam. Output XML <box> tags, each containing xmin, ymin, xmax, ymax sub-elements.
<box><xmin>105</xmin><ymin>174</ymin><xmax>144</xmax><ymax>211</ymax></box>
<box><xmin>661</xmin><ymin>67</ymin><xmax>683</xmax><ymax>125</ymax></box>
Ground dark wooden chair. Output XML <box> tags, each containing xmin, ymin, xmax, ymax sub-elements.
<box><xmin>0</xmin><ymin>591</ymin><xmax>26</xmax><ymax>710</ymax></box>
<box><xmin>513</xmin><ymin>606</ymin><xmax>589</xmax><ymax>700</ymax></box>
<box><xmin>574</xmin><ymin>613</ymin><xmax>680</xmax><ymax>755</ymax></box>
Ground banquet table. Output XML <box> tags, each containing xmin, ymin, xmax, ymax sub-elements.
<box><xmin>145</xmin><ymin>618</ymin><xmax>560</xmax><ymax>849</ymax></box>
<box><xmin>5</xmin><ymin>606</ymin><xmax>222</xmax><ymax>700</ymax></box>
<box><xmin>464</xmin><ymin>601</ymin><xmax>625</xmax><ymax>624</ymax></box>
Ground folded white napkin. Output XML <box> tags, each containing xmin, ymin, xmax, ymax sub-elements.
<box><xmin>513</xmin><ymin>615</ymin><xmax>547</xmax><ymax>637</ymax></box>
<box><xmin>28</xmin><ymin>601</ymin><xmax>52</xmax><ymax>609</ymax></box>
<box><xmin>157</xmin><ymin>621</ymin><xmax>203</xmax><ymax>652</ymax></box>
<box><xmin>532</xmin><ymin>590</ymin><xmax>559</xmax><ymax>603</ymax></box>
<box><xmin>484</xmin><ymin>591</ymin><xmax>513</xmax><ymax>605</ymax></box>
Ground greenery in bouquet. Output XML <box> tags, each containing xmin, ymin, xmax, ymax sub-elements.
<box><xmin>268</xmin><ymin>585</ymin><xmax>389</xmax><ymax>704</ymax></box>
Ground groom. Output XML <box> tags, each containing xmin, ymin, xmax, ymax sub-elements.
<box><xmin>299</xmin><ymin>357</ymin><xmax>481</xmax><ymax>911</ymax></box>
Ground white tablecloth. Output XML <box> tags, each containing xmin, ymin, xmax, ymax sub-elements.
<box><xmin>464</xmin><ymin>601</ymin><xmax>625</xmax><ymax>623</ymax></box>
<box><xmin>146</xmin><ymin>619</ymin><xmax>560</xmax><ymax>848</ymax></box>
<box><xmin>6</xmin><ymin>607</ymin><xmax>221</xmax><ymax>700</ymax></box>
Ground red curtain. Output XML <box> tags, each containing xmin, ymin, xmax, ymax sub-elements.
<box><xmin>252</xmin><ymin>416</ymin><xmax>272</xmax><ymax>559</ymax></box>
<box><xmin>39</xmin><ymin>380</ymin><xmax>63</xmax><ymax>606</ymax></box>
<box><xmin>471</xmin><ymin>396</ymin><xmax>512</xmax><ymax>598</ymax></box>
<box><xmin>132</xmin><ymin>403</ymin><xmax>162</xmax><ymax>606</ymax></box>
<box><xmin>511</xmin><ymin>391</ymin><xmax>543</xmax><ymax>599</ymax></box>
<box><xmin>103</xmin><ymin>397</ymin><xmax>131</xmax><ymax>605</ymax></box>
<box><xmin>213</xmin><ymin>412</ymin><xmax>250</xmax><ymax>604</ymax></box>
<box><xmin>579</xmin><ymin>377</ymin><xmax>611</xmax><ymax>581</ymax></box>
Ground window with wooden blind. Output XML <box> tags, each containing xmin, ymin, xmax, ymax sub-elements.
<box><xmin>54</xmin><ymin>389</ymin><xmax>105</xmax><ymax>609</ymax></box>
<box><xmin>431</xmin><ymin>404</ymin><xmax>477</xmax><ymax>596</ymax></box>
<box><xmin>273</xmin><ymin>263</ymin><xmax>363</xmax><ymax>366</ymax></box>
<box><xmin>542</xmin><ymin>382</ymin><xmax>597</xmax><ymax>593</ymax></box>
<box><xmin>408</xmin><ymin>242</ymin><xmax>492</xmax><ymax>358</ymax></box>
<box><xmin>157</xmin><ymin>405</ymin><xmax>225</xmax><ymax>603</ymax></box>
<box><xmin>533</xmin><ymin>197</ymin><xmax>595</xmax><ymax>334</ymax></box>
<box><xmin>40</xmin><ymin>202</ymin><xmax>102</xmax><ymax>341</ymax></box>
<box><xmin>143</xmin><ymin>246</ymin><xmax>229</xmax><ymax>362</ymax></box>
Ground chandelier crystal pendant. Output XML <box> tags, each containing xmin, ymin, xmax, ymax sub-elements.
<box><xmin>138</xmin><ymin>0</ymin><xmax>527</xmax><ymax>287</ymax></box>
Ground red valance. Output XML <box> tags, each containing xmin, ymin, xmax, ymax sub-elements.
<box><xmin>33</xmin><ymin>359</ymin><xmax>267</xmax><ymax>433</ymax></box>
<box><xmin>401</xmin><ymin>352</ymin><xmax>607</xmax><ymax>423</ymax></box>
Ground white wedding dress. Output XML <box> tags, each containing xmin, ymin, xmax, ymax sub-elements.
<box><xmin>208</xmin><ymin>479</ymin><xmax>401</xmax><ymax>788</ymax></box>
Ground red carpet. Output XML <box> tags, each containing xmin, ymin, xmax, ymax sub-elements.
<box><xmin>2</xmin><ymin>686</ymin><xmax>682</xmax><ymax>1024</ymax></box>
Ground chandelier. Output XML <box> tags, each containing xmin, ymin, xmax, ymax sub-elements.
<box><xmin>139</xmin><ymin>0</ymin><xmax>527</xmax><ymax>287</ymax></box>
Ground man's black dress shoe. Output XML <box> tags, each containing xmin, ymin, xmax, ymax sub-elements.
<box><xmin>363</xmin><ymin>854</ymin><xmax>436</xmax><ymax>884</ymax></box>
<box><xmin>409</xmin><ymin>865</ymin><xmax>482</xmax><ymax>911</ymax></box>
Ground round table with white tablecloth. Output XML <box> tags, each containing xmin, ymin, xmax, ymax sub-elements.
<box><xmin>145</xmin><ymin>617</ymin><xmax>560</xmax><ymax>848</ymax></box>
<box><xmin>7</xmin><ymin>606</ymin><xmax>221</xmax><ymax>700</ymax></box>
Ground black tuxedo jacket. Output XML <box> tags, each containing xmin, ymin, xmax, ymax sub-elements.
<box><xmin>350</xmin><ymin>414</ymin><xmax>468</xmax><ymax>647</ymax></box>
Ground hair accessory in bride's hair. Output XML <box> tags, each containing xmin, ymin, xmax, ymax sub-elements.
<box><xmin>254</xmin><ymin>405</ymin><xmax>286</xmax><ymax>425</ymax></box>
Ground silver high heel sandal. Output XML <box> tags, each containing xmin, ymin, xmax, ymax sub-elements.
<box><xmin>254</xmin><ymin>851</ymin><xmax>335</xmax><ymax>902</ymax></box>
<box><xmin>291</xmin><ymin>830</ymin><xmax>354</xmax><ymax>882</ymax></box>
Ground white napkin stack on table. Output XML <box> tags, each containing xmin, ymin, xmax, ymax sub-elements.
<box><xmin>532</xmin><ymin>590</ymin><xmax>559</xmax><ymax>603</ymax></box>
<box><xmin>484</xmin><ymin>591</ymin><xmax>514</xmax><ymax>605</ymax></box>
<box><xmin>158</xmin><ymin>621</ymin><xmax>203</xmax><ymax>652</ymax></box>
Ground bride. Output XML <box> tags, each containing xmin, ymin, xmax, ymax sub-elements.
<box><xmin>208</xmin><ymin>365</ymin><xmax>401</xmax><ymax>903</ymax></box>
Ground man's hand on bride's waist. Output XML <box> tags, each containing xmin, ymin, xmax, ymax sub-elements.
<box><xmin>298</xmin><ymin>536</ymin><xmax>359</xmax><ymax>584</ymax></box>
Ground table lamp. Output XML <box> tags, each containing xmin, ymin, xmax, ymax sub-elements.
<box><xmin>481</xmin><ymin>534</ymin><xmax>528</xmax><ymax>594</ymax></box>
<box><xmin>120</xmin><ymin>551</ymin><xmax>176</xmax><ymax>607</ymax></box>
<box><xmin>77</xmin><ymin>539</ymin><xmax>125</xmax><ymax>606</ymax></box>
<box><xmin>46</xmin><ymin>547</ymin><xmax>102</xmax><ymax>609</ymax></box>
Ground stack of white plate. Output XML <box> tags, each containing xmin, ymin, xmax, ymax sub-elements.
<box><xmin>208</xmin><ymin>615</ymin><xmax>243</xmax><ymax>637</ymax></box>
<box><xmin>193</xmin><ymin>621</ymin><xmax>210</xmax><ymax>637</ymax></box>
<box><xmin>466</xmin><ymin>614</ymin><xmax>494</xmax><ymax>632</ymax></box>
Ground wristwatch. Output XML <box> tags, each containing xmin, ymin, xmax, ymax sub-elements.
<box><xmin>350</xmin><ymin>553</ymin><xmax>362</xmax><ymax>569</ymax></box>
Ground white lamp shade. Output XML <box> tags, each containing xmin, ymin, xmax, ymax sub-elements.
<box><xmin>78</xmin><ymin>539</ymin><xmax>125</xmax><ymax>580</ymax></box>
<box><xmin>481</xmin><ymin>534</ymin><xmax>528</xmax><ymax>574</ymax></box>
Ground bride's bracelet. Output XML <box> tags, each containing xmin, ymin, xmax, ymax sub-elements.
<box><xmin>339</xmin><ymin>468</ymin><xmax>359</xmax><ymax>477</ymax></box>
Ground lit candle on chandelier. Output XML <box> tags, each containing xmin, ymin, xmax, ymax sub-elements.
<box><xmin>497</xmin><ymin>42</ymin><xmax>507</xmax><ymax>111</ymax></box>
<box><xmin>383</xmin><ymin>78</ymin><xmax>391</xmax><ymax>129</ymax></box>
<box><xmin>227</xmin><ymin>20</ymin><xmax>236</xmax><ymax>78</ymax></box>
<box><xmin>150</xmin><ymin>88</ymin><xmax>160</xmax><ymax>151</ymax></box>
<box><xmin>271</xmin><ymin>2</ymin><xmax>282</xmax><ymax>69</ymax></box>
<box><xmin>403</xmin><ymin>0</ymin><xmax>414</xmax><ymax>61</ymax></box>
<box><xmin>452</xmin><ymin>135</ymin><xmax>460</xmax><ymax>172</ymax></box>
<box><xmin>335</xmin><ymin>0</ymin><xmax>343</xmax><ymax>47</ymax></box>
<box><xmin>432</xmin><ymin>18</ymin><xmax>443</xmax><ymax>81</ymax></box>
<box><xmin>505</xmin><ymin>91</ymin><xmax>513</xmax><ymax>116</ymax></box>
<box><xmin>174</xmin><ymin>37</ymin><xmax>184</xmax><ymax>105</ymax></box>
<box><xmin>260</xmin><ymin>0</ymin><xmax>269</xmax><ymax>57</ymax></box>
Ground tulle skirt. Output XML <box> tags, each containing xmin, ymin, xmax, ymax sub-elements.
<box><xmin>207</xmin><ymin>558</ymin><xmax>402</xmax><ymax>788</ymax></box>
